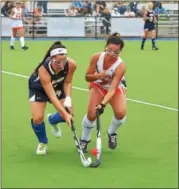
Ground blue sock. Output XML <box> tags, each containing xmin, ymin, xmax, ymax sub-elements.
<box><xmin>48</xmin><ymin>112</ymin><xmax>65</xmax><ymax>125</ymax></box>
<box><xmin>31</xmin><ymin>120</ymin><xmax>48</xmax><ymax>144</ymax></box>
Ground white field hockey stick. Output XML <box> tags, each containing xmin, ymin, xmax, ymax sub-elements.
<box><xmin>90</xmin><ymin>109</ymin><xmax>102</xmax><ymax>168</ymax></box>
<box><xmin>66</xmin><ymin>108</ymin><xmax>92</xmax><ymax>167</ymax></box>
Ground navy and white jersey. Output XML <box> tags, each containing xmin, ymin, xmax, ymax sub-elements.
<box><xmin>28</xmin><ymin>58</ymin><xmax>69</xmax><ymax>102</ymax></box>
<box><xmin>144</xmin><ymin>10</ymin><xmax>155</xmax><ymax>31</ymax></box>
<box><xmin>145</xmin><ymin>10</ymin><xmax>155</xmax><ymax>23</ymax></box>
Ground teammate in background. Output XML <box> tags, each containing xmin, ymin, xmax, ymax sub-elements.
<box><xmin>9</xmin><ymin>1</ymin><xmax>28</xmax><ymax>50</ymax></box>
<box><xmin>28</xmin><ymin>41</ymin><xmax>76</xmax><ymax>155</ymax></box>
<box><xmin>141</xmin><ymin>2</ymin><xmax>158</xmax><ymax>50</ymax></box>
<box><xmin>80</xmin><ymin>33</ymin><xmax>127</xmax><ymax>152</ymax></box>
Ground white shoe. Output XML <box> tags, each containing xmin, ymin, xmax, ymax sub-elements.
<box><xmin>36</xmin><ymin>143</ymin><xmax>47</xmax><ymax>155</ymax></box>
<box><xmin>47</xmin><ymin>114</ymin><xmax>62</xmax><ymax>138</ymax></box>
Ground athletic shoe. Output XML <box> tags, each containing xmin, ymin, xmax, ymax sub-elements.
<box><xmin>47</xmin><ymin>114</ymin><xmax>62</xmax><ymax>138</ymax></box>
<box><xmin>36</xmin><ymin>143</ymin><xmax>47</xmax><ymax>155</ymax></box>
<box><xmin>80</xmin><ymin>140</ymin><xmax>90</xmax><ymax>153</ymax></box>
<box><xmin>108</xmin><ymin>133</ymin><xmax>117</xmax><ymax>149</ymax></box>
<box><xmin>22</xmin><ymin>45</ymin><xmax>28</xmax><ymax>51</ymax></box>
<box><xmin>10</xmin><ymin>46</ymin><xmax>15</xmax><ymax>50</ymax></box>
<box><xmin>152</xmin><ymin>46</ymin><xmax>159</xmax><ymax>50</ymax></box>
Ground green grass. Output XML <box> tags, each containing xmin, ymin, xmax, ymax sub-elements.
<box><xmin>2</xmin><ymin>40</ymin><xmax>178</xmax><ymax>188</ymax></box>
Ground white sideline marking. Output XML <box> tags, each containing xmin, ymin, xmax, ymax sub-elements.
<box><xmin>1</xmin><ymin>70</ymin><xmax>178</xmax><ymax>112</ymax></box>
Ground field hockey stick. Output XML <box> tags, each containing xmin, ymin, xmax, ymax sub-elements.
<box><xmin>90</xmin><ymin>109</ymin><xmax>102</xmax><ymax>168</ymax></box>
<box><xmin>66</xmin><ymin>108</ymin><xmax>92</xmax><ymax>167</ymax></box>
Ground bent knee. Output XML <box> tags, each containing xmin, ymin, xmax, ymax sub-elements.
<box><xmin>115</xmin><ymin>109</ymin><xmax>126</xmax><ymax>120</ymax></box>
<box><xmin>87</xmin><ymin>109</ymin><xmax>96</xmax><ymax>121</ymax></box>
<box><xmin>32</xmin><ymin>115</ymin><xmax>44</xmax><ymax>124</ymax></box>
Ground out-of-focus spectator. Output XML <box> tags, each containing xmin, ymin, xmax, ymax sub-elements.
<box><xmin>111</xmin><ymin>7</ymin><xmax>121</xmax><ymax>17</ymax></box>
<box><xmin>66</xmin><ymin>6</ymin><xmax>78</xmax><ymax>16</ymax></box>
<box><xmin>1</xmin><ymin>1</ymin><xmax>14</xmax><ymax>17</ymax></box>
<box><xmin>153</xmin><ymin>0</ymin><xmax>169</xmax><ymax>18</ymax></box>
<box><xmin>124</xmin><ymin>7</ymin><xmax>135</xmax><ymax>17</ymax></box>
<box><xmin>117</xmin><ymin>1</ymin><xmax>127</xmax><ymax>15</ymax></box>
<box><xmin>37</xmin><ymin>0</ymin><xmax>48</xmax><ymax>14</ymax></box>
<box><xmin>33</xmin><ymin>6</ymin><xmax>44</xmax><ymax>24</ymax></box>
<box><xmin>129</xmin><ymin>1</ymin><xmax>139</xmax><ymax>15</ymax></box>
<box><xmin>101</xmin><ymin>7</ymin><xmax>111</xmax><ymax>34</ymax></box>
<box><xmin>83</xmin><ymin>0</ymin><xmax>92</xmax><ymax>15</ymax></box>
<box><xmin>137</xmin><ymin>5</ymin><xmax>146</xmax><ymax>17</ymax></box>
<box><xmin>71</xmin><ymin>0</ymin><xmax>84</xmax><ymax>14</ymax></box>
<box><xmin>21</xmin><ymin>2</ymin><xmax>28</xmax><ymax>17</ymax></box>
<box><xmin>95</xmin><ymin>1</ymin><xmax>106</xmax><ymax>15</ymax></box>
<box><xmin>72</xmin><ymin>0</ymin><xmax>83</xmax><ymax>9</ymax></box>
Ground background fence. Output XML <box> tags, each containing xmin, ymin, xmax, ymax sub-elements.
<box><xmin>1</xmin><ymin>0</ymin><xmax>178</xmax><ymax>38</ymax></box>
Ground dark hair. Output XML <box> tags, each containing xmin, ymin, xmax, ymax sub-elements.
<box><xmin>34</xmin><ymin>41</ymin><xmax>66</xmax><ymax>73</ymax></box>
<box><xmin>106</xmin><ymin>32</ymin><xmax>124</xmax><ymax>51</ymax></box>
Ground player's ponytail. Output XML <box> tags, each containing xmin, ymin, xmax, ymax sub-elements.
<box><xmin>34</xmin><ymin>41</ymin><xmax>65</xmax><ymax>73</ymax></box>
<box><xmin>106</xmin><ymin>32</ymin><xmax>124</xmax><ymax>51</ymax></box>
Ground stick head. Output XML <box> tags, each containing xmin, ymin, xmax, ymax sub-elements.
<box><xmin>83</xmin><ymin>157</ymin><xmax>92</xmax><ymax>167</ymax></box>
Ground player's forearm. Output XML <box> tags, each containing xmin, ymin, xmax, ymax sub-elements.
<box><xmin>101</xmin><ymin>89</ymin><xmax>115</xmax><ymax>105</ymax></box>
<box><xmin>64</xmin><ymin>82</ymin><xmax>72</xmax><ymax>97</ymax></box>
<box><xmin>50</xmin><ymin>96</ymin><xmax>68</xmax><ymax>116</ymax></box>
<box><xmin>85</xmin><ymin>73</ymin><xmax>101</xmax><ymax>82</ymax></box>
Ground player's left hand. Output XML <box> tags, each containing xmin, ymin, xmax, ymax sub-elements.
<box><xmin>96</xmin><ymin>103</ymin><xmax>106</xmax><ymax>115</ymax></box>
<box><xmin>64</xmin><ymin>96</ymin><xmax>72</xmax><ymax>108</ymax></box>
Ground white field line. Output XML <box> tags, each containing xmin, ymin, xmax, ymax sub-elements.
<box><xmin>1</xmin><ymin>70</ymin><xmax>178</xmax><ymax>112</ymax></box>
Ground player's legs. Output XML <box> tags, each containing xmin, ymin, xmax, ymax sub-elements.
<box><xmin>10</xmin><ymin>28</ymin><xmax>17</xmax><ymax>49</ymax></box>
<box><xmin>108</xmin><ymin>89</ymin><xmax>127</xmax><ymax>149</ymax></box>
<box><xmin>141</xmin><ymin>29</ymin><xmax>148</xmax><ymax>50</ymax></box>
<box><xmin>30</xmin><ymin>102</ymin><xmax>48</xmax><ymax>155</ymax></box>
<box><xmin>151</xmin><ymin>29</ymin><xmax>158</xmax><ymax>50</ymax></box>
<box><xmin>18</xmin><ymin>27</ymin><xmax>28</xmax><ymax>50</ymax></box>
<box><xmin>47</xmin><ymin>98</ymin><xmax>66</xmax><ymax>138</ymax></box>
<box><xmin>80</xmin><ymin>87</ymin><xmax>104</xmax><ymax>152</ymax></box>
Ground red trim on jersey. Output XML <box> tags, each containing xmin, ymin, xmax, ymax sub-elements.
<box><xmin>89</xmin><ymin>82</ymin><xmax>125</xmax><ymax>96</ymax></box>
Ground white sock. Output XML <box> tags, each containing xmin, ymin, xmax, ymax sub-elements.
<box><xmin>108</xmin><ymin>116</ymin><xmax>126</xmax><ymax>135</ymax></box>
<box><xmin>10</xmin><ymin>37</ymin><xmax>15</xmax><ymax>46</ymax></box>
<box><xmin>20</xmin><ymin>37</ymin><xmax>25</xmax><ymax>47</ymax></box>
<box><xmin>81</xmin><ymin>115</ymin><xmax>95</xmax><ymax>141</ymax></box>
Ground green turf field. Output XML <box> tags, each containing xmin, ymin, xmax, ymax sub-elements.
<box><xmin>2</xmin><ymin>40</ymin><xmax>178</xmax><ymax>188</ymax></box>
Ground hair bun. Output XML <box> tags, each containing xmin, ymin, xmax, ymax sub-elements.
<box><xmin>112</xmin><ymin>32</ymin><xmax>120</xmax><ymax>37</ymax></box>
<box><xmin>53</xmin><ymin>41</ymin><xmax>62</xmax><ymax>45</ymax></box>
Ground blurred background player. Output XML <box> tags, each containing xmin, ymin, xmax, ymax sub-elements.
<box><xmin>9</xmin><ymin>1</ymin><xmax>28</xmax><ymax>50</ymax></box>
<box><xmin>80</xmin><ymin>33</ymin><xmax>127</xmax><ymax>152</ymax></box>
<box><xmin>141</xmin><ymin>2</ymin><xmax>158</xmax><ymax>50</ymax></box>
<box><xmin>28</xmin><ymin>41</ymin><xmax>76</xmax><ymax>155</ymax></box>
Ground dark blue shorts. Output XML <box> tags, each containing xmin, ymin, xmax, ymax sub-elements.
<box><xmin>29</xmin><ymin>89</ymin><xmax>65</xmax><ymax>102</ymax></box>
<box><xmin>144</xmin><ymin>22</ymin><xmax>155</xmax><ymax>31</ymax></box>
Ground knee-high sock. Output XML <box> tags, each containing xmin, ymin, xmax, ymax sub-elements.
<box><xmin>81</xmin><ymin>115</ymin><xmax>95</xmax><ymax>141</ymax></box>
<box><xmin>10</xmin><ymin>37</ymin><xmax>15</xmax><ymax>46</ymax></box>
<box><xmin>141</xmin><ymin>37</ymin><xmax>146</xmax><ymax>49</ymax></box>
<box><xmin>108</xmin><ymin>116</ymin><xmax>126</xmax><ymax>135</ymax></box>
<box><xmin>48</xmin><ymin>112</ymin><xmax>65</xmax><ymax>125</ymax></box>
<box><xmin>31</xmin><ymin>119</ymin><xmax>48</xmax><ymax>144</ymax></box>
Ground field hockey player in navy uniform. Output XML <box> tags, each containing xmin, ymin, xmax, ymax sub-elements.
<box><xmin>28</xmin><ymin>41</ymin><xmax>77</xmax><ymax>155</ymax></box>
<box><xmin>141</xmin><ymin>2</ymin><xmax>158</xmax><ymax>50</ymax></box>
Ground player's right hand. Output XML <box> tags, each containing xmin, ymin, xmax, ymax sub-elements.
<box><xmin>64</xmin><ymin>112</ymin><xmax>73</xmax><ymax>127</ymax></box>
<box><xmin>98</xmin><ymin>72</ymin><xmax>108</xmax><ymax>80</ymax></box>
